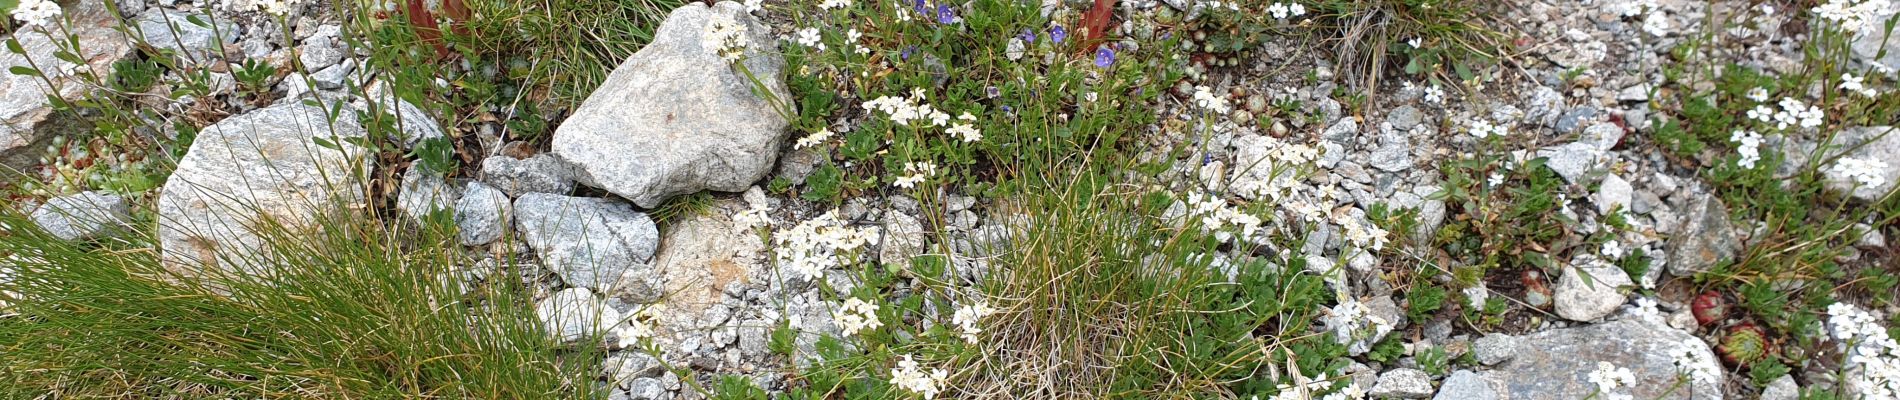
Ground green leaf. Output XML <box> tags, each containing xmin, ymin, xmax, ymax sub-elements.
<box><xmin>8</xmin><ymin>66</ymin><xmax>41</xmax><ymax>77</ymax></box>
<box><xmin>5</xmin><ymin>38</ymin><xmax>23</xmax><ymax>55</ymax></box>
<box><xmin>186</xmin><ymin>14</ymin><xmax>209</xmax><ymax>28</ymax></box>
<box><xmin>312</xmin><ymin>136</ymin><xmax>340</xmax><ymax>151</ymax></box>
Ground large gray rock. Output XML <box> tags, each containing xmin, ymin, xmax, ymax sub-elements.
<box><xmin>0</xmin><ymin>0</ymin><xmax>135</xmax><ymax>181</ymax></box>
<box><xmin>536</xmin><ymin>287</ymin><xmax>620</xmax><ymax>345</ymax></box>
<box><xmin>454</xmin><ymin>181</ymin><xmax>511</xmax><ymax>246</ymax></box>
<box><xmin>30</xmin><ymin>190</ymin><xmax>130</xmax><ymax>241</ymax></box>
<box><xmin>1433</xmin><ymin>370</ymin><xmax>1499</xmax><ymax>400</ymax></box>
<box><xmin>513</xmin><ymin>193</ymin><xmax>658</xmax><ymax>290</ymax></box>
<box><xmin>1668</xmin><ymin>196</ymin><xmax>1741</xmax><ymax>277</ymax></box>
<box><xmin>480</xmin><ymin>154</ymin><xmax>575</xmax><ymax>198</ymax></box>
<box><xmin>1555</xmin><ymin>256</ymin><xmax>1631</xmax><ymax>321</ymax></box>
<box><xmin>1470</xmin><ymin>319</ymin><xmax>1723</xmax><ymax>399</ymax></box>
<box><xmin>552</xmin><ymin>1</ymin><xmax>792</xmax><ymax>208</ymax></box>
<box><xmin>133</xmin><ymin>9</ymin><xmax>238</xmax><ymax>62</ymax></box>
<box><xmin>157</xmin><ymin>101</ymin><xmax>369</xmax><ymax>275</ymax></box>
<box><xmin>1853</xmin><ymin>31</ymin><xmax>1900</xmax><ymax>71</ymax></box>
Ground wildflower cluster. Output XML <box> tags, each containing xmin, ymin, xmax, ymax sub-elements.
<box><xmin>1321</xmin><ymin>299</ymin><xmax>1393</xmax><ymax>355</ymax></box>
<box><xmin>1192</xmin><ymin>85</ymin><xmax>1232</xmax><ymax>114</ymax></box>
<box><xmin>1183</xmin><ymin>192</ymin><xmax>1265</xmax><ymax>244</ymax></box>
<box><xmin>9</xmin><ymin>0</ymin><xmax>61</xmax><ymax>26</ymax></box>
<box><xmin>1265</xmin><ymin>2</ymin><xmax>1307</xmax><ymax>20</ymax></box>
<box><xmin>613</xmin><ymin>307</ymin><xmax>658</xmax><ymax>348</ymax></box>
<box><xmin>1745</xmin><ymin>98</ymin><xmax>1825</xmax><ymax>131</ymax></box>
<box><xmin>1586</xmin><ymin>361</ymin><xmax>1637</xmax><ymax>400</ymax></box>
<box><xmin>705</xmin><ymin>13</ymin><xmax>752</xmax><ymax>63</ymax></box>
<box><xmin>794</xmin><ymin>127</ymin><xmax>835</xmax><ymax>149</ymax></box>
<box><xmin>1263</xmin><ymin>370</ymin><xmax>1364</xmax><ymax>400</ymax></box>
<box><xmin>893</xmin><ymin>161</ymin><xmax>938</xmax><ymax>189</ymax></box>
<box><xmin>832</xmin><ymin>297</ymin><xmax>883</xmax><ymax>336</ymax></box>
<box><xmin>1728</xmin><ymin>130</ymin><xmax>1763</xmax><ymax>169</ymax></box>
<box><xmin>1828</xmin><ymin>156</ymin><xmax>1890</xmax><ymax>187</ymax></box>
<box><xmin>732</xmin><ymin>202</ymin><xmax>773</xmax><ymax>232</ymax></box>
<box><xmin>1667</xmin><ymin>340</ymin><xmax>1720</xmax><ymax>388</ymax></box>
<box><xmin>862</xmin><ymin>89</ymin><xmax>980</xmax><ymax>143</ymax></box>
<box><xmin>890</xmin><ymin>354</ymin><xmax>949</xmax><ymax>399</ymax></box>
<box><xmin>1827</xmin><ymin>302</ymin><xmax>1900</xmax><ymax>399</ymax></box>
<box><xmin>950</xmin><ymin>300</ymin><xmax>997</xmax><ymax>344</ymax></box>
<box><xmin>773</xmin><ymin>211</ymin><xmax>880</xmax><ymax>280</ymax></box>
<box><xmin>1813</xmin><ymin>0</ymin><xmax>1897</xmax><ymax>36</ymax></box>
<box><xmin>229</xmin><ymin>0</ymin><xmax>303</xmax><ymax>15</ymax></box>
<box><xmin>1467</xmin><ymin>118</ymin><xmax>1509</xmax><ymax>139</ymax></box>
<box><xmin>1840</xmin><ymin>73</ymin><xmax>1882</xmax><ymax>97</ymax></box>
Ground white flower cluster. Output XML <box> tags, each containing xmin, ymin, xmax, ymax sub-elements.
<box><xmin>1827</xmin><ymin>302</ymin><xmax>1900</xmax><ymax>399</ymax></box>
<box><xmin>894</xmin><ymin>161</ymin><xmax>938</xmax><ymax>189</ymax></box>
<box><xmin>1610</xmin><ymin>0</ymin><xmax>1658</xmax><ymax>17</ymax></box>
<box><xmin>1260</xmin><ymin>371</ymin><xmax>1365</xmax><ymax>400</ymax></box>
<box><xmin>1841</xmin><ymin>73</ymin><xmax>1882</xmax><ymax>97</ymax></box>
<box><xmin>846</xmin><ymin>28</ymin><xmax>870</xmax><ymax>55</ymax></box>
<box><xmin>818</xmin><ymin>0</ymin><xmax>851</xmax><ymax>10</ymax></box>
<box><xmin>733</xmin><ymin>202</ymin><xmax>773</xmax><ymax>232</ymax></box>
<box><xmin>951</xmin><ymin>300</ymin><xmax>997</xmax><ymax>343</ymax></box>
<box><xmin>1339</xmin><ymin>213</ymin><xmax>1390</xmax><ymax>252</ymax></box>
<box><xmin>795</xmin><ymin>127</ymin><xmax>835</xmax><ymax>149</ymax></box>
<box><xmin>864</xmin><ymin>89</ymin><xmax>952</xmax><ymax>127</ymax></box>
<box><xmin>1230</xmin><ymin>142</ymin><xmax>1320</xmax><ymax>201</ymax></box>
<box><xmin>1586</xmin><ymin>361</ymin><xmax>1637</xmax><ymax>400</ymax></box>
<box><xmin>1729</xmin><ymin>130</ymin><xmax>1763</xmax><ymax>169</ymax></box>
<box><xmin>1814</xmin><ymin>0</ymin><xmax>1897</xmax><ymax>36</ymax></box>
<box><xmin>704</xmin><ymin>13</ymin><xmax>751</xmax><ymax>63</ymax></box>
<box><xmin>945</xmin><ymin>112</ymin><xmax>982</xmax><ymax>143</ymax></box>
<box><xmin>10</xmin><ymin>0</ymin><xmax>61</xmax><ymax>26</ymax></box>
<box><xmin>1746</xmin><ymin>87</ymin><xmax>1770</xmax><ymax>102</ymax></box>
<box><xmin>1193</xmin><ymin>85</ymin><xmax>1232</xmax><ymax>114</ymax></box>
<box><xmin>1667</xmin><ymin>339</ymin><xmax>1720</xmax><ymax>388</ymax></box>
<box><xmin>743</xmin><ymin>0</ymin><xmax>763</xmax><ymax>13</ymax></box>
<box><xmin>1746</xmin><ymin>98</ymin><xmax>1824</xmax><ymax>130</ymax></box>
<box><xmin>1467</xmin><ymin>118</ymin><xmax>1509</xmax><ymax>139</ymax></box>
<box><xmin>890</xmin><ymin>354</ymin><xmax>949</xmax><ymax>399</ymax></box>
<box><xmin>613</xmin><ymin>307</ymin><xmax>658</xmax><ymax>348</ymax></box>
<box><xmin>794</xmin><ymin>27</ymin><xmax>826</xmax><ymax>52</ymax></box>
<box><xmin>832</xmin><ymin>297</ymin><xmax>883</xmax><ymax>336</ymax></box>
<box><xmin>774</xmin><ymin>211</ymin><xmax>880</xmax><ymax>280</ymax></box>
<box><xmin>1184</xmin><ymin>192</ymin><xmax>1265</xmax><ymax>243</ymax></box>
<box><xmin>1321</xmin><ymin>299</ymin><xmax>1392</xmax><ymax>354</ymax></box>
<box><xmin>1830</xmin><ymin>156</ymin><xmax>1890</xmax><ymax>187</ymax></box>
<box><xmin>1265</xmin><ymin>2</ymin><xmax>1307</xmax><ymax>20</ymax></box>
<box><xmin>229</xmin><ymin>0</ymin><xmax>303</xmax><ymax>15</ymax></box>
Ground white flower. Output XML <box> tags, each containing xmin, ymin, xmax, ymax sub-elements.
<box><xmin>890</xmin><ymin>355</ymin><xmax>949</xmax><ymax>399</ymax></box>
<box><xmin>614</xmin><ymin>314</ymin><xmax>655</xmax><ymax>348</ymax></box>
<box><xmin>819</xmin><ymin>0</ymin><xmax>851</xmax><ymax>10</ymax></box>
<box><xmin>951</xmin><ymin>300</ymin><xmax>997</xmax><ymax>343</ymax></box>
<box><xmin>228</xmin><ymin>0</ymin><xmax>302</xmax><ymax>15</ymax></box>
<box><xmin>1601</xmin><ymin>239</ymin><xmax>1626</xmax><ymax>259</ymax></box>
<box><xmin>1826</xmin><ymin>302</ymin><xmax>1900</xmax><ymax>399</ymax></box>
<box><xmin>1841</xmin><ymin>73</ymin><xmax>1881</xmax><ymax>97</ymax></box>
<box><xmin>1422</xmin><ymin>84</ymin><xmax>1446</xmax><ymax>104</ymax></box>
<box><xmin>847</xmin><ymin>28</ymin><xmax>870</xmax><ymax>55</ymax></box>
<box><xmin>1641</xmin><ymin>12</ymin><xmax>1672</xmax><ymax>36</ymax></box>
<box><xmin>10</xmin><ymin>0</ymin><xmax>61</xmax><ymax>26</ymax></box>
<box><xmin>1407</xmin><ymin>37</ymin><xmax>1423</xmax><ymax>48</ymax></box>
<box><xmin>947</xmin><ymin>113</ymin><xmax>982</xmax><ymax>143</ymax></box>
<box><xmin>1876</xmin><ymin>62</ymin><xmax>1898</xmax><ymax>76</ymax></box>
<box><xmin>1468</xmin><ymin>119</ymin><xmax>1508</xmax><ymax>139</ymax></box>
<box><xmin>733</xmin><ymin>202</ymin><xmax>773</xmax><ymax>232</ymax></box>
<box><xmin>1265</xmin><ymin>2</ymin><xmax>1306</xmax><ymax>19</ymax></box>
<box><xmin>894</xmin><ymin>161</ymin><xmax>937</xmax><ymax>189</ymax></box>
<box><xmin>743</xmin><ymin>0</ymin><xmax>764</xmax><ymax>13</ymax></box>
<box><xmin>795</xmin><ymin>127</ymin><xmax>835</xmax><ymax>149</ymax></box>
<box><xmin>704</xmin><ymin>14</ymin><xmax>751</xmax><ymax>63</ymax></box>
<box><xmin>1829</xmin><ymin>156</ymin><xmax>1890</xmax><ymax>187</ymax></box>
<box><xmin>1813</xmin><ymin>0</ymin><xmax>1897</xmax><ymax>36</ymax></box>
<box><xmin>1746</xmin><ymin>87</ymin><xmax>1770</xmax><ymax>102</ymax></box>
<box><xmin>1768</xmin><ymin>98</ymin><xmax>1825</xmax><ymax>130</ymax></box>
<box><xmin>832</xmin><ymin>298</ymin><xmax>884</xmax><ymax>336</ymax></box>
<box><xmin>774</xmin><ymin>211</ymin><xmax>880</xmax><ymax>280</ymax></box>
<box><xmin>794</xmin><ymin>27</ymin><xmax>826</xmax><ymax>52</ymax></box>
<box><xmin>1588</xmin><ymin>361</ymin><xmax>1637</xmax><ymax>396</ymax></box>
<box><xmin>1730</xmin><ymin>130</ymin><xmax>1763</xmax><ymax>169</ymax></box>
<box><xmin>1192</xmin><ymin>86</ymin><xmax>1231</xmax><ymax>114</ymax></box>
<box><xmin>1487</xmin><ymin>172</ymin><xmax>1505</xmax><ymax>188</ymax></box>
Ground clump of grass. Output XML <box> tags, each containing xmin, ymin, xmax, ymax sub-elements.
<box><xmin>445</xmin><ymin>0</ymin><xmax>689</xmax><ymax>108</ymax></box>
<box><xmin>0</xmin><ymin>206</ymin><xmax>597</xmax><ymax>398</ymax></box>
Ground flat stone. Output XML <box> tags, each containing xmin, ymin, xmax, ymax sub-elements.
<box><xmin>1595</xmin><ymin>173</ymin><xmax>1633</xmax><ymax>215</ymax></box>
<box><xmin>1433</xmin><ymin>370</ymin><xmax>1499</xmax><ymax>400</ymax></box>
<box><xmin>157</xmin><ymin>101</ymin><xmax>369</xmax><ymax>276</ymax></box>
<box><xmin>513</xmin><ymin>193</ymin><xmax>658</xmax><ymax>290</ymax></box>
<box><xmin>1537</xmin><ymin>142</ymin><xmax>1601</xmax><ymax>184</ymax></box>
<box><xmin>1472</xmin><ymin>319</ymin><xmax>1723</xmax><ymax>399</ymax></box>
<box><xmin>134</xmin><ymin>9</ymin><xmax>239</xmax><ymax>62</ymax></box>
<box><xmin>1369</xmin><ymin>130</ymin><xmax>1413</xmax><ymax>172</ymax></box>
<box><xmin>880</xmin><ymin>212</ymin><xmax>926</xmax><ymax>266</ymax></box>
<box><xmin>1524</xmin><ymin>86</ymin><xmax>1565</xmax><ymax>128</ymax></box>
<box><xmin>1759</xmin><ymin>374</ymin><xmax>1798</xmax><ymax>400</ymax></box>
<box><xmin>1555</xmin><ymin>256</ymin><xmax>1631</xmax><ymax>321</ymax></box>
<box><xmin>1322</xmin><ymin>118</ymin><xmax>1358</xmax><ymax>143</ymax></box>
<box><xmin>1668</xmin><ymin>196</ymin><xmax>1741</xmax><ymax>277</ymax></box>
<box><xmin>1370</xmin><ymin>368</ymin><xmax>1434</xmax><ymax>399</ymax></box>
<box><xmin>1472</xmin><ymin>333</ymin><xmax>1517</xmax><ymax>366</ymax></box>
<box><xmin>536</xmin><ymin>287</ymin><xmax>619</xmax><ymax>345</ymax></box>
<box><xmin>1579</xmin><ymin>122</ymin><xmax>1624</xmax><ymax>151</ymax></box>
<box><xmin>0</xmin><ymin>0</ymin><xmax>135</xmax><ymax>182</ymax></box>
<box><xmin>30</xmin><ymin>190</ymin><xmax>129</xmax><ymax>241</ymax></box>
<box><xmin>1387</xmin><ymin>105</ymin><xmax>1423</xmax><ymax>131</ymax></box>
<box><xmin>454</xmin><ymin>181</ymin><xmax>511</xmax><ymax>246</ymax></box>
<box><xmin>1555</xmin><ymin>107</ymin><xmax>1597</xmax><ymax>134</ymax></box>
<box><xmin>646</xmin><ymin>199</ymin><xmax>768</xmax><ymax>340</ymax></box>
<box><xmin>480</xmin><ymin>154</ymin><xmax>576</xmax><ymax>198</ymax></box>
<box><xmin>553</xmin><ymin>1</ymin><xmax>792</xmax><ymax>208</ymax></box>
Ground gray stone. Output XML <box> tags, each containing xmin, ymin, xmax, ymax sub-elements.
<box><xmin>602</xmin><ymin>352</ymin><xmax>664</xmax><ymax>383</ymax></box>
<box><xmin>1471</xmin><ymin>319</ymin><xmax>1723</xmax><ymax>399</ymax></box>
<box><xmin>310</xmin><ymin>58</ymin><xmax>355</xmax><ymax>89</ymax></box>
<box><xmin>1555</xmin><ymin>256</ymin><xmax>1631</xmax><ymax>321</ymax></box>
<box><xmin>396</xmin><ymin>166</ymin><xmax>460</xmax><ymax>221</ymax></box>
<box><xmin>30</xmin><ymin>191</ymin><xmax>130</xmax><ymax>241</ymax></box>
<box><xmin>513</xmin><ymin>193</ymin><xmax>658</xmax><ymax>290</ymax></box>
<box><xmin>535</xmin><ymin>287</ymin><xmax>619</xmax><ymax>345</ymax></box>
<box><xmin>1</xmin><ymin>0</ymin><xmax>135</xmax><ymax>182</ymax></box>
<box><xmin>1580</xmin><ymin>122</ymin><xmax>1625</xmax><ymax>152</ymax></box>
<box><xmin>1525</xmin><ymin>86</ymin><xmax>1565</xmax><ymax>128</ymax></box>
<box><xmin>1595</xmin><ymin>173</ymin><xmax>1633</xmax><ymax>215</ymax></box>
<box><xmin>1322</xmin><ymin>118</ymin><xmax>1358</xmax><ymax>143</ymax></box>
<box><xmin>157</xmin><ymin>101</ymin><xmax>369</xmax><ymax>276</ymax></box>
<box><xmin>1318</xmin><ymin>141</ymin><xmax>1346</xmax><ymax>169</ymax></box>
<box><xmin>298</xmin><ymin>25</ymin><xmax>344</xmax><ymax>71</ymax></box>
<box><xmin>1816</xmin><ymin>127</ymin><xmax>1900</xmax><ymax>202</ymax></box>
<box><xmin>625</xmin><ymin>377</ymin><xmax>669</xmax><ymax>400</ymax></box>
<box><xmin>454</xmin><ymin>181</ymin><xmax>511</xmax><ymax>246</ymax></box>
<box><xmin>1472</xmin><ymin>333</ymin><xmax>1517</xmax><ymax>366</ymax></box>
<box><xmin>1668</xmin><ymin>196</ymin><xmax>1741</xmax><ymax>277</ymax></box>
<box><xmin>360</xmin><ymin>83</ymin><xmax>445</xmax><ymax>150</ymax></box>
<box><xmin>1433</xmin><ymin>370</ymin><xmax>1499</xmax><ymax>400</ymax></box>
<box><xmin>1369</xmin><ymin>129</ymin><xmax>1413</xmax><ymax>172</ymax></box>
<box><xmin>1555</xmin><ymin>107</ymin><xmax>1597</xmax><ymax>134</ymax></box>
<box><xmin>1387</xmin><ymin>105</ymin><xmax>1423</xmax><ymax>131</ymax></box>
<box><xmin>1537</xmin><ymin>142</ymin><xmax>1601</xmax><ymax>184</ymax></box>
<box><xmin>880</xmin><ymin>212</ymin><xmax>926</xmax><ymax>266</ymax></box>
<box><xmin>480</xmin><ymin>154</ymin><xmax>576</xmax><ymax>198</ymax></box>
<box><xmin>1760</xmin><ymin>374</ymin><xmax>1798</xmax><ymax>400</ymax></box>
<box><xmin>1853</xmin><ymin>30</ymin><xmax>1900</xmax><ymax>72</ymax></box>
<box><xmin>552</xmin><ymin>1</ymin><xmax>792</xmax><ymax>208</ymax></box>
<box><xmin>134</xmin><ymin>10</ymin><xmax>238</xmax><ymax>62</ymax></box>
<box><xmin>1370</xmin><ymin>368</ymin><xmax>1434</xmax><ymax>399</ymax></box>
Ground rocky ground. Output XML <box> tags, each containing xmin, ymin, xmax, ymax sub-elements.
<box><xmin>2</xmin><ymin>0</ymin><xmax>1898</xmax><ymax>399</ymax></box>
